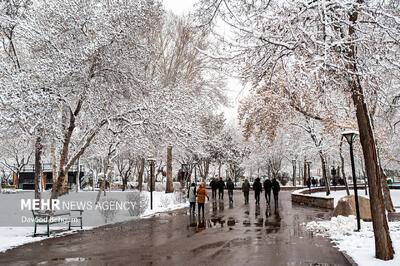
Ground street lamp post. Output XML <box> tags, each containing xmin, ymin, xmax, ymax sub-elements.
<box><xmin>292</xmin><ymin>159</ymin><xmax>297</xmax><ymax>187</ymax></box>
<box><xmin>306</xmin><ymin>161</ymin><xmax>312</xmax><ymax>194</ymax></box>
<box><xmin>342</xmin><ymin>131</ymin><xmax>361</xmax><ymax>231</ymax></box>
<box><xmin>148</xmin><ymin>157</ymin><xmax>156</xmax><ymax>210</ymax></box>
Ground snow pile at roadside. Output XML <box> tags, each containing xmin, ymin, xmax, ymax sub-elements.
<box><xmin>0</xmin><ymin>227</ymin><xmax>93</xmax><ymax>253</ymax></box>
<box><xmin>306</xmin><ymin>215</ymin><xmax>400</xmax><ymax>266</ymax></box>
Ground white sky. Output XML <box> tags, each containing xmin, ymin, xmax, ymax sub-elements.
<box><xmin>162</xmin><ymin>0</ymin><xmax>244</xmax><ymax>122</ymax></box>
<box><xmin>162</xmin><ymin>0</ymin><xmax>197</xmax><ymax>15</ymax></box>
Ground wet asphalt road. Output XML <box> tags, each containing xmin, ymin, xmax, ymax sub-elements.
<box><xmin>0</xmin><ymin>191</ymin><xmax>350</xmax><ymax>266</ymax></box>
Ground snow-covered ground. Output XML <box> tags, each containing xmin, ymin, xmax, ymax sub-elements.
<box><xmin>306</xmin><ymin>189</ymin><xmax>400</xmax><ymax>265</ymax></box>
<box><xmin>0</xmin><ymin>189</ymin><xmax>188</xmax><ymax>253</ymax></box>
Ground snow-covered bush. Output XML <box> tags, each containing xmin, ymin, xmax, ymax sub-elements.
<box><xmin>126</xmin><ymin>191</ymin><xmax>148</xmax><ymax>216</ymax></box>
<box><xmin>173</xmin><ymin>191</ymin><xmax>185</xmax><ymax>204</ymax></box>
<box><xmin>173</xmin><ymin>182</ymin><xmax>181</xmax><ymax>190</ymax></box>
<box><xmin>159</xmin><ymin>195</ymin><xmax>171</xmax><ymax>208</ymax></box>
<box><xmin>155</xmin><ymin>183</ymin><xmax>166</xmax><ymax>191</ymax></box>
<box><xmin>98</xmin><ymin>198</ymin><xmax>120</xmax><ymax>223</ymax></box>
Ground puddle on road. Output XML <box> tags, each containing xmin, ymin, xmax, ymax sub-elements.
<box><xmin>38</xmin><ymin>257</ymin><xmax>89</xmax><ymax>264</ymax></box>
<box><xmin>227</xmin><ymin>217</ymin><xmax>236</xmax><ymax>226</ymax></box>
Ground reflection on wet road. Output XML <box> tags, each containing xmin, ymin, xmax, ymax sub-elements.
<box><xmin>0</xmin><ymin>191</ymin><xmax>350</xmax><ymax>266</ymax></box>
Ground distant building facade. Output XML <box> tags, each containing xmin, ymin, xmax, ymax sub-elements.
<box><xmin>16</xmin><ymin>163</ymin><xmax>85</xmax><ymax>190</ymax></box>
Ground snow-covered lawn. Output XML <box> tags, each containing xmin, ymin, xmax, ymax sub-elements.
<box><xmin>306</xmin><ymin>189</ymin><xmax>400</xmax><ymax>265</ymax></box>
<box><xmin>0</xmin><ymin>190</ymin><xmax>188</xmax><ymax>253</ymax></box>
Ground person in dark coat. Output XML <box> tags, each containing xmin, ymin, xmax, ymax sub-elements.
<box><xmin>226</xmin><ymin>178</ymin><xmax>235</xmax><ymax>203</ymax></box>
<box><xmin>210</xmin><ymin>178</ymin><xmax>218</xmax><ymax>199</ymax></box>
<box><xmin>311</xmin><ymin>177</ymin><xmax>317</xmax><ymax>187</ymax></box>
<box><xmin>253</xmin><ymin>178</ymin><xmax>262</xmax><ymax>205</ymax></box>
<box><xmin>217</xmin><ymin>178</ymin><xmax>225</xmax><ymax>199</ymax></box>
<box><xmin>306</xmin><ymin>177</ymin><xmax>311</xmax><ymax>189</ymax></box>
<box><xmin>271</xmin><ymin>178</ymin><xmax>280</xmax><ymax>207</ymax></box>
<box><xmin>263</xmin><ymin>177</ymin><xmax>272</xmax><ymax>204</ymax></box>
<box><xmin>242</xmin><ymin>179</ymin><xmax>250</xmax><ymax>204</ymax></box>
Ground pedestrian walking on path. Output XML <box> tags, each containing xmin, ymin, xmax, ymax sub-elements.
<box><xmin>263</xmin><ymin>177</ymin><xmax>272</xmax><ymax>204</ymax></box>
<box><xmin>253</xmin><ymin>178</ymin><xmax>262</xmax><ymax>205</ymax></box>
<box><xmin>210</xmin><ymin>178</ymin><xmax>218</xmax><ymax>199</ymax></box>
<box><xmin>311</xmin><ymin>177</ymin><xmax>317</xmax><ymax>187</ymax></box>
<box><xmin>187</xmin><ymin>183</ymin><xmax>197</xmax><ymax>215</ymax></box>
<box><xmin>217</xmin><ymin>178</ymin><xmax>225</xmax><ymax>200</ymax></box>
<box><xmin>197</xmin><ymin>183</ymin><xmax>209</xmax><ymax>217</ymax></box>
<box><xmin>226</xmin><ymin>178</ymin><xmax>234</xmax><ymax>203</ymax></box>
<box><xmin>242</xmin><ymin>179</ymin><xmax>250</xmax><ymax>204</ymax></box>
<box><xmin>272</xmin><ymin>178</ymin><xmax>280</xmax><ymax>208</ymax></box>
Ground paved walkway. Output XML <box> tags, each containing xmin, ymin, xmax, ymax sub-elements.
<box><xmin>0</xmin><ymin>191</ymin><xmax>350</xmax><ymax>265</ymax></box>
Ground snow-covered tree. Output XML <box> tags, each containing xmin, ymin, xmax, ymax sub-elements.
<box><xmin>196</xmin><ymin>0</ymin><xmax>400</xmax><ymax>259</ymax></box>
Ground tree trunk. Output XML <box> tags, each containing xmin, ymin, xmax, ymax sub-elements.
<box><xmin>96</xmin><ymin>168</ymin><xmax>108</xmax><ymax>204</ymax></box>
<box><xmin>303</xmin><ymin>161</ymin><xmax>307</xmax><ymax>185</ymax></box>
<box><xmin>298</xmin><ymin>163</ymin><xmax>302</xmax><ymax>185</ymax></box>
<box><xmin>166</xmin><ymin>146</ymin><xmax>174</xmax><ymax>193</ymax></box>
<box><xmin>339</xmin><ymin>142</ymin><xmax>350</xmax><ymax>195</ymax></box>
<box><xmin>346</xmin><ymin>2</ymin><xmax>394</xmax><ymax>259</ymax></box>
<box><xmin>122</xmin><ymin>176</ymin><xmax>127</xmax><ymax>191</ymax></box>
<box><xmin>380</xmin><ymin>168</ymin><xmax>395</xmax><ymax>213</ymax></box>
<box><xmin>138</xmin><ymin>158</ymin><xmax>144</xmax><ymax>191</ymax></box>
<box><xmin>93</xmin><ymin>170</ymin><xmax>96</xmax><ymax>191</ymax></box>
<box><xmin>351</xmin><ymin>79</ymin><xmax>394</xmax><ymax>259</ymax></box>
<box><xmin>75</xmin><ymin>159</ymin><xmax>80</xmax><ymax>192</ymax></box>
<box><xmin>34</xmin><ymin>136</ymin><xmax>42</xmax><ymax>207</ymax></box>
<box><xmin>51</xmin><ymin>141</ymin><xmax>57</xmax><ymax>192</ymax></box>
<box><xmin>15</xmin><ymin>171</ymin><xmax>19</xmax><ymax>189</ymax></box>
<box><xmin>293</xmin><ymin>163</ymin><xmax>296</xmax><ymax>186</ymax></box>
<box><xmin>202</xmin><ymin>159</ymin><xmax>210</xmax><ymax>183</ymax></box>
<box><xmin>320</xmin><ymin>153</ymin><xmax>330</xmax><ymax>195</ymax></box>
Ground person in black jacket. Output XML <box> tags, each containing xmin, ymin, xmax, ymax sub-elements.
<box><xmin>210</xmin><ymin>178</ymin><xmax>218</xmax><ymax>199</ymax></box>
<box><xmin>263</xmin><ymin>177</ymin><xmax>272</xmax><ymax>204</ymax></box>
<box><xmin>226</xmin><ymin>178</ymin><xmax>235</xmax><ymax>203</ymax></box>
<box><xmin>242</xmin><ymin>179</ymin><xmax>250</xmax><ymax>204</ymax></box>
<box><xmin>217</xmin><ymin>178</ymin><xmax>225</xmax><ymax>200</ymax></box>
<box><xmin>253</xmin><ymin>178</ymin><xmax>262</xmax><ymax>205</ymax></box>
<box><xmin>271</xmin><ymin>178</ymin><xmax>280</xmax><ymax>207</ymax></box>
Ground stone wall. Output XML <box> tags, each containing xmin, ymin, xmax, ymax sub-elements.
<box><xmin>291</xmin><ymin>193</ymin><xmax>334</xmax><ymax>209</ymax></box>
<box><xmin>291</xmin><ymin>185</ymin><xmax>367</xmax><ymax>209</ymax></box>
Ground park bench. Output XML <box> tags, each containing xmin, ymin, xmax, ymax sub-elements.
<box><xmin>31</xmin><ymin>209</ymin><xmax>84</xmax><ymax>237</ymax></box>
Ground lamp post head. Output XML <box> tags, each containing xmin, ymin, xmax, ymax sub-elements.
<box><xmin>342</xmin><ymin>130</ymin><xmax>359</xmax><ymax>144</ymax></box>
<box><xmin>147</xmin><ymin>157</ymin><xmax>156</xmax><ymax>164</ymax></box>
<box><xmin>306</xmin><ymin>161</ymin><xmax>312</xmax><ymax>166</ymax></box>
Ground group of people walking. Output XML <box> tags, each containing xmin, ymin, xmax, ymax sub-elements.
<box><xmin>247</xmin><ymin>177</ymin><xmax>280</xmax><ymax>206</ymax></box>
<box><xmin>187</xmin><ymin>177</ymin><xmax>281</xmax><ymax>216</ymax></box>
<box><xmin>209</xmin><ymin>177</ymin><xmax>236</xmax><ymax>202</ymax></box>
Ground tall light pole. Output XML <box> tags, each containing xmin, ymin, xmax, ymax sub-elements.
<box><xmin>342</xmin><ymin>131</ymin><xmax>361</xmax><ymax>231</ymax></box>
<box><xmin>292</xmin><ymin>159</ymin><xmax>297</xmax><ymax>186</ymax></box>
<box><xmin>306</xmin><ymin>161</ymin><xmax>312</xmax><ymax>194</ymax></box>
<box><xmin>147</xmin><ymin>157</ymin><xmax>155</xmax><ymax>210</ymax></box>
